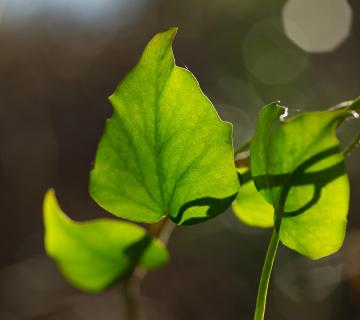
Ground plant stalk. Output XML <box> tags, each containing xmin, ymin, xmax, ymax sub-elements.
<box><xmin>253</xmin><ymin>228</ymin><xmax>280</xmax><ymax>320</ymax></box>
<box><xmin>343</xmin><ymin>132</ymin><xmax>360</xmax><ymax>157</ymax></box>
<box><xmin>123</xmin><ymin>267</ymin><xmax>146</xmax><ymax>320</ymax></box>
<box><xmin>123</xmin><ymin>216</ymin><xmax>175</xmax><ymax>320</ymax></box>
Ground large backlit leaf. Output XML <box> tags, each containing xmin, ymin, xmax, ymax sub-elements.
<box><xmin>232</xmin><ymin>168</ymin><xmax>274</xmax><ymax>228</ymax></box>
<box><xmin>43</xmin><ymin>190</ymin><xmax>168</xmax><ymax>292</ymax></box>
<box><xmin>90</xmin><ymin>28</ymin><xmax>239</xmax><ymax>225</ymax></box>
<box><xmin>250</xmin><ymin>102</ymin><xmax>356</xmax><ymax>259</ymax></box>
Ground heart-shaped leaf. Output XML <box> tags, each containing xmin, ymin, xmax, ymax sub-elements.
<box><xmin>250</xmin><ymin>102</ymin><xmax>357</xmax><ymax>259</ymax></box>
<box><xmin>43</xmin><ymin>190</ymin><xmax>168</xmax><ymax>292</ymax></box>
<box><xmin>90</xmin><ymin>28</ymin><xmax>239</xmax><ymax>225</ymax></box>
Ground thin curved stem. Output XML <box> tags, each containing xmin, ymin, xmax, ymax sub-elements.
<box><xmin>254</xmin><ymin>228</ymin><xmax>280</xmax><ymax>320</ymax></box>
<box><xmin>123</xmin><ymin>217</ymin><xmax>175</xmax><ymax>320</ymax></box>
<box><xmin>343</xmin><ymin>132</ymin><xmax>360</xmax><ymax>157</ymax></box>
<box><xmin>235</xmin><ymin>139</ymin><xmax>251</xmax><ymax>156</ymax></box>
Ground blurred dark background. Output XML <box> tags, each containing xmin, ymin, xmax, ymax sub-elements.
<box><xmin>1</xmin><ymin>0</ymin><xmax>360</xmax><ymax>319</ymax></box>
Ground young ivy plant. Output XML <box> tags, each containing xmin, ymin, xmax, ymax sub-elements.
<box><xmin>43</xmin><ymin>27</ymin><xmax>360</xmax><ymax>320</ymax></box>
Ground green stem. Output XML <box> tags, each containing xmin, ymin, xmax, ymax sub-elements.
<box><xmin>123</xmin><ymin>268</ymin><xmax>145</xmax><ymax>320</ymax></box>
<box><xmin>234</xmin><ymin>140</ymin><xmax>251</xmax><ymax>168</ymax></box>
<box><xmin>254</xmin><ymin>228</ymin><xmax>280</xmax><ymax>320</ymax></box>
<box><xmin>235</xmin><ymin>139</ymin><xmax>251</xmax><ymax>155</ymax></box>
<box><xmin>343</xmin><ymin>132</ymin><xmax>360</xmax><ymax>157</ymax></box>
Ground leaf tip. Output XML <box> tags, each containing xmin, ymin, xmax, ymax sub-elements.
<box><xmin>43</xmin><ymin>188</ymin><xmax>73</xmax><ymax>232</ymax></box>
<box><xmin>43</xmin><ymin>188</ymin><xmax>56</xmax><ymax>220</ymax></box>
<box><xmin>44</xmin><ymin>187</ymin><xmax>55</xmax><ymax>199</ymax></box>
<box><xmin>163</xmin><ymin>26</ymin><xmax>178</xmax><ymax>37</ymax></box>
<box><xmin>151</xmin><ymin>26</ymin><xmax>178</xmax><ymax>47</ymax></box>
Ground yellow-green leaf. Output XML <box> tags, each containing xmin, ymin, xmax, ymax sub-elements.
<box><xmin>43</xmin><ymin>190</ymin><xmax>168</xmax><ymax>292</ymax></box>
<box><xmin>232</xmin><ymin>168</ymin><xmax>274</xmax><ymax>228</ymax></box>
<box><xmin>90</xmin><ymin>28</ymin><xmax>239</xmax><ymax>225</ymax></box>
<box><xmin>251</xmin><ymin>102</ymin><xmax>355</xmax><ymax>259</ymax></box>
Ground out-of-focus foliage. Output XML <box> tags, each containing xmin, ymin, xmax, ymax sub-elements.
<box><xmin>232</xmin><ymin>168</ymin><xmax>273</xmax><ymax>227</ymax></box>
<box><xmin>43</xmin><ymin>190</ymin><xmax>168</xmax><ymax>292</ymax></box>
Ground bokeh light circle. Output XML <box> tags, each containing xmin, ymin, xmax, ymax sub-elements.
<box><xmin>242</xmin><ymin>18</ymin><xmax>308</xmax><ymax>85</ymax></box>
<box><xmin>282</xmin><ymin>0</ymin><xmax>353</xmax><ymax>53</ymax></box>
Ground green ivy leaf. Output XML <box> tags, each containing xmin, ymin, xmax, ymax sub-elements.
<box><xmin>251</xmin><ymin>102</ymin><xmax>355</xmax><ymax>259</ymax></box>
<box><xmin>89</xmin><ymin>28</ymin><xmax>239</xmax><ymax>225</ymax></box>
<box><xmin>43</xmin><ymin>190</ymin><xmax>168</xmax><ymax>292</ymax></box>
<box><xmin>232</xmin><ymin>168</ymin><xmax>274</xmax><ymax>228</ymax></box>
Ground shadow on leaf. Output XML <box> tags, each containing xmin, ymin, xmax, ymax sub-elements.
<box><xmin>173</xmin><ymin>193</ymin><xmax>238</xmax><ymax>225</ymax></box>
<box><xmin>251</xmin><ymin>146</ymin><xmax>346</xmax><ymax>230</ymax></box>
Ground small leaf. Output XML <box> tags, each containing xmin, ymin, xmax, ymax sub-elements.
<box><xmin>232</xmin><ymin>168</ymin><xmax>274</xmax><ymax>228</ymax></box>
<box><xmin>90</xmin><ymin>28</ymin><xmax>239</xmax><ymax>225</ymax></box>
<box><xmin>43</xmin><ymin>190</ymin><xmax>168</xmax><ymax>292</ymax></box>
<box><xmin>251</xmin><ymin>102</ymin><xmax>355</xmax><ymax>259</ymax></box>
